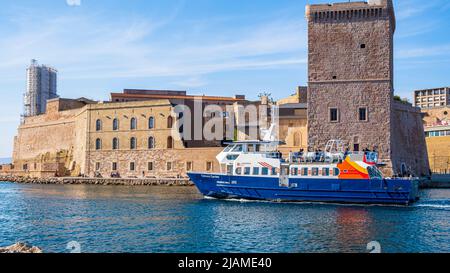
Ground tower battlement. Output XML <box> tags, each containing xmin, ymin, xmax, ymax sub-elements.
<box><xmin>306</xmin><ymin>0</ymin><xmax>395</xmax><ymax>31</ymax></box>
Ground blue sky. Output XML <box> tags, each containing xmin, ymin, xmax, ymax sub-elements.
<box><xmin>0</xmin><ymin>0</ymin><xmax>449</xmax><ymax>157</ymax></box>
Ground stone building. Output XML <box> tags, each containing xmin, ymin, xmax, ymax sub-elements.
<box><xmin>306</xmin><ymin>0</ymin><xmax>429</xmax><ymax>177</ymax></box>
<box><xmin>422</xmin><ymin>106</ymin><xmax>450</xmax><ymax>173</ymax></box>
<box><xmin>277</xmin><ymin>87</ymin><xmax>308</xmax><ymax>152</ymax></box>
<box><xmin>9</xmin><ymin>90</ymin><xmax>275</xmax><ymax>178</ymax></box>
<box><xmin>7</xmin><ymin>87</ymin><xmax>310</xmax><ymax>178</ymax></box>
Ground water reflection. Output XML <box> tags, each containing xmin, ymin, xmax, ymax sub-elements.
<box><xmin>0</xmin><ymin>182</ymin><xmax>448</xmax><ymax>253</ymax></box>
<box><xmin>334</xmin><ymin>208</ymin><xmax>372</xmax><ymax>252</ymax></box>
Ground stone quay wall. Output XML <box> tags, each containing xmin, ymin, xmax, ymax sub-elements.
<box><xmin>0</xmin><ymin>176</ymin><xmax>194</xmax><ymax>186</ymax></box>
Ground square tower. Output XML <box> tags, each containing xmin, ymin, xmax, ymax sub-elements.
<box><xmin>306</xmin><ymin>0</ymin><xmax>396</xmax><ymax>169</ymax></box>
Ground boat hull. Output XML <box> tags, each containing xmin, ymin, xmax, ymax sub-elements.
<box><xmin>188</xmin><ymin>173</ymin><xmax>419</xmax><ymax>205</ymax></box>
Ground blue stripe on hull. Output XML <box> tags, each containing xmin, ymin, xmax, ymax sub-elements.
<box><xmin>187</xmin><ymin>173</ymin><xmax>419</xmax><ymax>205</ymax></box>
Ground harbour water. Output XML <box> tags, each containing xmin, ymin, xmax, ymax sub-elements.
<box><xmin>0</xmin><ymin>182</ymin><xmax>449</xmax><ymax>253</ymax></box>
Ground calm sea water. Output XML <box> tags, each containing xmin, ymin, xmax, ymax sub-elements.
<box><xmin>0</xmin><ymin>182</ymin><xmax>449</xmax><ymax>253</ymax></box>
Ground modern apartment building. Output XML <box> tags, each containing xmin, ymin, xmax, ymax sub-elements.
<box><xmin>414</xmin><ymin>87</ymin><xmax>450</xmax><ymax>109</ymax></box>
<box><xmin>23</xmin><ymin>59</ymin><xmax>58</xmax><ymax>117</ymax></box>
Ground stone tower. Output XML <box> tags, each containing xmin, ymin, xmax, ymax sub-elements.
<box><xmin>306</xmin><ymin>0</ymin><xmax>397</xmax><ymax>172</ymax></box>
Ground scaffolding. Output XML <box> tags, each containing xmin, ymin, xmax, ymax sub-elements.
<box><xmin>22</xmin><ymin>59</ymin><xmax>58</xmax><ymax>120</ymax></box>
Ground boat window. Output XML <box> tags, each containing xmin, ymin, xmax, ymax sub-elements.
<box><xmin>224</xmin><ymin>145</ymin><xmax>234</xmax><ymax>152</ymax></box>
<box><xmin>291</xmin><ymin>167</ymin><xmax>299</xmax><ymax>176</ymax></box>
<box><xmin>271</xmin><ymin>168</ymin><xmax>278</xmax><ymax>176</ymax></box>
<box><xmin>312</xmin><ymin>168</ymin><xmax>319</xmax><ymax>176</ymax></box>
<box><xmin>244</xmin><ymin>167</ymin><xmax>251</xmax><ymax>175</ymax></box>
<box><xmin>226</xmin><ymin>155</ymin><xmax>239</xmax><ymax>160</ymax></box>
<box><xmin>302</xmin><ymin>168</ymin><xmax>309</xmax><ymax>176</ymax></box>
<box><xmin>231</xmin><ymin>145</ymin><xmax>243</xmax><ymax>152</ymax></box>
<box><xmin>255</xmin><ymin>145</ymin><xmax>261</xmax><ymax>152</ymax></box>
<box><xmin>366</xmin><ymin>152</ymin><xmax>378</xmax><ymax>163</ymax></box>
<box><xmin>235</xmin><ymin>167</ymin><xmax>242</xmax><ymax>175</ymax></box>
<box><xmin>323</xmin><ymin>168</ymin><xmax>330</xmax><ymax>176</ymax></box>
<box><xmin>253</xmin><ymin>167</ymin><xmax>260</xmax><ymax>175</ymax></box>
<box><xmin>333</xmin><ymin>168</ymin><xmax>340</xmax><ymax>176</ymax></box>
<box><xmin>227</xmin><ymin>165</ymin><xmax>233</xmax><ymax>174</ymax></box>
<box><xmin>262</xmin><ymin>167</ymin><xmax>269</xmax><ymax>175</ymax></box>
<box><xmin>248</xmin><ymin>145</ymin><xmax>255</xmax><ymax>153</ymax></box>
<box><xmin>368</xmin><ymin>166</ymin><xmax>382</xmax><ymax>179</ymax></box>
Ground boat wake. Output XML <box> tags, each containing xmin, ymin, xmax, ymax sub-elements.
<box><xmin>203</xmin><ymin>196</ymin><xmax>410</xmax><ymax>208</ymax></box>
<box><xmin>414</xmin><ymin>200</ymin><xmax>450</xmax><ymax>210</ymax></box>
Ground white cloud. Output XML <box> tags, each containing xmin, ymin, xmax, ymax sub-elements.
<box><xmin>66</xmin><ymin>0</ymin><xmax>81</xmax><ymax>7</ymax></box>
<box><xmin>0</xmin><ymin>8</ymin><xmax>307</xmax><ymax>83</ymax></box>
<box><xmin>397</xmin><ymin>44</ymin><xmax>450</xmax><ymax>59</ymax></box>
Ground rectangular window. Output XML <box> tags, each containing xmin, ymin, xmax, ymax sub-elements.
<box><xmin>244</xmin><ymin>167</ymin><xmax>251</xmax><ymax>175</ymax></box>
<box><xmin>95</xmin><ymin>162</ymin><xmax>100</xmax><ymax>171</ymax></box>
<box><xmin>359</xmin><ymin>107</ymin><xmax>368</xmax><ymax>121</ymax></box>
<box><xmin>292</xmin><ymin>167</ymin><xmax>299</xmax><ymax>176</ymax></box>
<box><xmin>322</xmin><ymin>168</ymin><xmax>330</xmax><ymax>176</ymax></box>
<box><xmin>186</xmin><ymin>161</ymin><xmax>193</xmax><ymax>171</ymax></box>
<box><xmin>130</xmin><ymin>162</ymin><xmax>135</xmax><ymax>171</ymax></box>
<box><xmin>330</xmin><ymin>108</ymin><xmax>339</xmax><ymax>122</ymax></box>
<box><xmin>271</xmin><ymin>168</ymin><xmax>278</xmax><ymax>176</ymax></box>
<box><xmin>206</xmin><ymin>161</ymin><xmax>213</xmax><ymax>172</ymax></box>
<box><xmin>333</xmin><ymin>168</ymin><xmax>340</xmax><ymax>176</ymax></box>
<box><xmin>148</xmin><ymin>162</ymin><xmax>153</xmax><ymax>171</ymax></box>
<box><xmin>112</xmin><ymin>162</ymin><xmax>117</xmax><ymax>171</ymax></box>
<box><xmin>23</xmin><ymin>164</ymin><xmax>28</xmax><ymax>171</ymax></box>
<box><xmin>261</xmin><ymin>167</ymin><xmax>269</xmax><ymax>175</ymax></box>
<box><xmin>253</xmin><ymin>167</ymin><xmax>260</xmax><ymax>175</ymax></box>
<box><xmin>302</xmin><ymin>168</ymin><xmax>308</xmax><ymax>176</ymax></box>
<box><xmin>312</xmin><ymin>168</ymin><xmax>319</xmax><ymax>176</ymax></box>
<box><xmin>167</xmin><ymin>162</ymin><xmax>172</xmax><ymax>171</ymax></box>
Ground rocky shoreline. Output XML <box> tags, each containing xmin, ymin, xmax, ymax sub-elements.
<box><xmin>0</xmin><ymin>242</ymin><xmax>42</xmax><ymax>253</ymax></box>
<box><xmin>0</xmin><ymin>175</ymin><xmax>194</xmax><ymax>187</ymax></box>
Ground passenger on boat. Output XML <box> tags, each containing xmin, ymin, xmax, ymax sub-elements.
<box><xmin>298</xmin><ymin>148</ymin><xmax>304</xmax><ymax>156</ymax></box>
<box><xmin>276</xmin><ymin>150</ymin><xmax>283</xmax><ymax>159</ymax></box>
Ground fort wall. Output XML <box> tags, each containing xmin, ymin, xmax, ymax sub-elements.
<box><xmin>391</xmin><ymin>102</ymin><xmax>430</xmax><ymax>177</ymax></box>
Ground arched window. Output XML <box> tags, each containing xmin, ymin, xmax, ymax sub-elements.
<box><xmin>149</xmin><ymin>117</ymin><xmax>155</xmax><ymax>129</ymax></box>
<box><xmin>96</xmin><ymin>119</ymin><xmax>102</xmax><ymax>131</ymax></box>
<box><xmin>113</xmin><ymin>118</ymin><xmax>119</xmax><ymax>131</ymax></box>
<box><xmin>167</xmin><ymin>136</ymin><xmax>174</xmax><ymax>149</ymax></box>
<box><xmin>167</xmin><ymin>116</ymin><xmax>173</xmax><ymax>129</ymax></box>
<box><xmin>112</xmin><ymin>138</ymin><xmax>119</xmax><ymax>150</ymax></box>
<box><xmin>95</xmin><ymin>138</ymin><xmax>102</xmax><ymax>150</ymax></box>
<box><xmin>130</xmin><ymin>117</ymin><xmax>137</xmax><ymax>130</ymax></box>
<box><xmin>130</xmin><ymin>137</ymin><xmax>137</xmax><ymax>150</ymax></box>
<box><xmin>148</xmin><ymin>136</ymin><xmax>155</xmax><ymax>149</ymax></box>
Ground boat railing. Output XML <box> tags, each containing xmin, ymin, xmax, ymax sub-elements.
<box><xmin>289</xmin><ymin>151</ymin><xmax>344</xmax><ymax>164</ymax></box>
<box><xmin>235</xmin><ymin>151</ymin><xmax>284</xmax><ymax>159</ymax></box>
